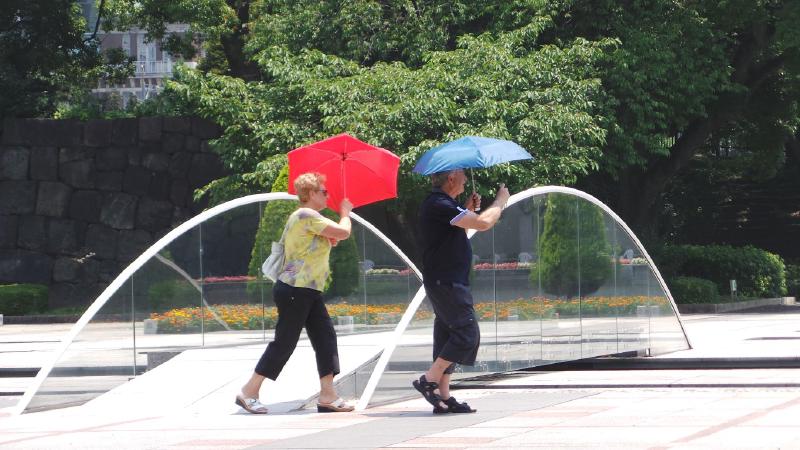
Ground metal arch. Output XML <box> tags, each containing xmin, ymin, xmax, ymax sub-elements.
<box><xmin>13</xmin><ymin>192</ymin><xmax>422</xmax><ymax>415</ymax></box>
<box><xmin>355</xmin><ymin>186</ymin><xmax>692</xmax><ymax>410</ymax></box>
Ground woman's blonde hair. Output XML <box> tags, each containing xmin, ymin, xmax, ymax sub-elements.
<box><xmin>294</xmin><ymin>172</ymin><xmax>326</xmax><ymax>203</ymax></box>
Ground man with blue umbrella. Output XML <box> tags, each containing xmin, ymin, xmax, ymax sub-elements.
<box><xmin>411</xmin><ymin>136</ymin><xmax>524</xmax><ymax>413</ymax></box>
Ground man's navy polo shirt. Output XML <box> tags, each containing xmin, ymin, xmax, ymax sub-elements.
<box><xmin>418</xmin><ymin>188</ymin><xmax>472</xmax><ymax>286</ymax></box>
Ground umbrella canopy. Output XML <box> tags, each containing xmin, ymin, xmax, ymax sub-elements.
<box><xmin>412</xmin><ymin>136</ymin><xmax>532</xmax><ymax>176</ymax></box>
<box><xmin>288</xmin><ymin>133</ymin><xmax>400</xmax><ymax>210</ymax></box>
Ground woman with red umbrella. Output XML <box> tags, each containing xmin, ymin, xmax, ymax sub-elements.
<box><xmin>236</xmin><ymin>172</ymin><xmax>355</xmax><ymax>414</ymax></box>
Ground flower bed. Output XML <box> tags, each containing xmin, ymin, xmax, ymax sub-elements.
<box><xmin>150</xmin><ymin>295</ymin><xmax>671</xmax><ymax>333</ymax></box>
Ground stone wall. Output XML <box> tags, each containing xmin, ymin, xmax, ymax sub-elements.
<box><xmin>0</xmin><ymin>117</ymin><xmax>225</xmax><ymax>308</ymax></box>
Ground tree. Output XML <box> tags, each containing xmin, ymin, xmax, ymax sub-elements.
<box><xmin>0</xmin><ymin>0</ymin><xmax>133</xmax><ymax>118</ymax></box>
<box><xmin>533</xmin><ymin>193</ymin><xmax>612</xmax><ymax>298</ymax></box>
<box><xmin>561</xmin><ymin>1</ymin><xmax>800</xmax><ymax>235</ymax></box>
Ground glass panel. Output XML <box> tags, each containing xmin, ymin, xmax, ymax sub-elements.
<box><xmin>579</xmin><ymin>202</ymin><xmax>618</xmax><ymax>357</ymax></box>
<box><xmin>614</xmin><ymin>226</ymin><xmax>651</xmax><ymax>354</ymax></box>
<box><xmin>197</xmin><ymin>203</ymin><xmax>267</xmax><ymax>347</ymax></box>
<box><xmin>645</xmin><ymin>269</ymin><xmax>690</xmax><ymax>354</ymax></box>
<box><xmin>539</xmin><ymin>193</ymin><xmax>582</xmax><ymax>363</ymax></box>
<box><xmin>27</xmin><ymin>279</ymin><xmax>136</xmax><ymax>412</ymax></box>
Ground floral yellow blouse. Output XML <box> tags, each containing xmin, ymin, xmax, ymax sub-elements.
<box><xmin>277</xmin><ymin>208</ymin><xmax>336</xmax><ymax>291</ymax></box>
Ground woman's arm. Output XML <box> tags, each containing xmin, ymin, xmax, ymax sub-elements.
<box><xmin>318</xmin><ymin>199</ymin><xmax>353</xmax><ymax>240</ymax></box>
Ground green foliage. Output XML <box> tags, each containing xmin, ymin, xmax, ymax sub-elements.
<box><xmin>654</xmin><ymin>245</ymin><xmax>787</xmax><ymax>298</ymax></box>
<box><xmin>146</xmin><ymin>280</ymin><xmax>199</xmax><ymax>312</ymax></box>
<box><xmin>667</xmin><ymin>276</ymin><xmax>719</xmax><ymax>304</ymax></box>
<box><xmin>0</xmin><ymin>0</ymin><xmax>133</xmax><ymax>118</ymax></box>
<box><xmin>533</xmin><ymin>194</ymin><xmax>612</xmax><ymax>298</ymax></box>
<box><xmin>0</xmin><ymin>284</ymin><xmax>48</xmax><ymax>315</ymax></box>
<box><xmin>786</xmin><ymin>264</ymin><xmax>800</xmax><ymax>298</ymax></box>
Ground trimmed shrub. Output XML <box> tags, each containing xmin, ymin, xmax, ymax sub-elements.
<box><xmin>786</xmin><ymin>264</ymin><xmax>800</xmax><ymax>298</ymax></box>
<box><xmin>147</xmin><ymin>280</ymin><xmax>199</xmax><ymax>312</ymax></box>
<box><xmin>247</xmin><ymin>165</ymin><xmax>358</xmax><ymax>297</ymax></box>
<box><xmin>654</xmin><ymin>244</ymin><xmax>786</xmax><ymax>298</ymax></box>
<box><xmin>668</xmin><ymin>276</ymin><xmax>718</xmax><ymax>304</ymax></box>
<box><xmin>533</xmin><ymin>193</ymin><xmax>612</xmax><ymax>298</ymax></box>
<box><xmin>0</xmin><ymin>284</ymin><xmax>48</xmax><ymax>315</ymax></box>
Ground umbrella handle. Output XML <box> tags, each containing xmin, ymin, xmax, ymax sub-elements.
<box><xmin>471</xmin><ymin>169</ymin><xmax>480</xmax><ymax>212</ymax></box>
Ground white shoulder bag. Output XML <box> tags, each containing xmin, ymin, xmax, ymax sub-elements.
<box><xmin>261</xmin><ymin>218</ymin><xmax>291</xmax><ymax>282</ymax></box>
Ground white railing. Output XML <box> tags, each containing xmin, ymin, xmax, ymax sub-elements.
<box><xmin>134</xmin><ymin>60</ymin><xmax>173</xmax><ymax>76</ymax></box>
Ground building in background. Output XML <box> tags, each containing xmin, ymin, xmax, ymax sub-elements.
<box><xmin>78</xmin><ymin>0</ymin><xmax>199</xmax><ymax>106</ymax></box>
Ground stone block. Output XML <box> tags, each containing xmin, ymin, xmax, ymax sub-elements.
<box><xmin>47</xmin><ymin>218</ymin><xmax>85</xmax><ymax>254</ymax></box>
<box><xmin>163</xmin><ymin>117</ymin><xmax>192</xmax><ymax>133</ymax></box>
<box><xmin>184</xmin><ymin>135</ymin><xmax>200</xmax><ymax>152</ymax></box>
<box><xmin>192</xmin><ymin>117</ymin><xmax>220</xmax><ymax>140</ymax></box>
<box><xmin>161</xmin><ymin>132</ymin><xmax>185</xmax><ymax>154</ymax></box>
<box><xmin>0</xmin><ymin>146</ymin><xmax>29</xmax><ymax>180</ymax></box>
<box><xmin>117</xmin><ymin>229</ymin><xmax>152</xmax><ymax>262</ymax></box>
<box><xmin>96</xmin><ymin>171</ymin><xmax>123</xmax><ymax>191</ymax></box>
<box><xmin>123</xmin><ymin>166</ymin><xmax>152</xmax><ymax>196</ymax></box>
<box><xmin>53</xmin><ymin>257</ymin><xmax>80</xmax><ymax>282</ymax></box>
<box><xmin>142</xmin><ymin>152</ymin><xmax>170</xmax><ymax>172</ymax></box>
<box><xmin>84</xmin><ymin>223</ymin><xmax>118</xmax><ymax>260</ymax></box>
<box><xmin>169</xmin><ymin>152</ymin><xmax>192</xmax><ymax>179</ymax></box>
<box><xmin>112</xmin><ymin>118</ymin><xmax>138</xmax><ymax>146</ymax></box>
<box><xmin>23</xmin><ymin>120</ymin><xmax>82</xmax><ymax>146</ymax></box>
<box><xmin>188</xmin><ymin>153</ymin><xmax>224</xmax><ymax>187</ymax></box>
<box><xmin>17</xmin><ymin>215</ymin><xmax>46</xmax><ymax>250</ymax></box>
<box><xmin>84</xmin><ymin>120</ymin><xmax>112</xmax><ymax>147</ymax></box>
<box><xmin>0</xmin><ymin>181</ymin><xmax>36</xmax><ymax>214</ymax></box>
<box><xmin>59</xmin><ymin>159</ymin><xmax>95</xmax><ymax>189</ymax></box>
<box><xmin>139</xmin><ymin>117</ymin><xmax>162</xmax><ymax>142</ymax></box>
<box><xmin>0</xmin><ymin>215</ymin><xmax>18</xmax><ymax>248</ymax></box>
<box><xmin>127</xmin><ymin>145</ymin><xmax>142</xmax><ymax>166</ymax></box>
<box><xmin>100</xmin><ymin>192</ymin><xmax>138</xmax><ymax>230</ymax></box>
<box><xmin>48</xmin><ymin>282</ymin><xmax>98</xmax><ymax>309</ymax></box>
<box><xmin>36</xmin><ymin>181</ymin><xmax>72</xmax><ymax>217</ymax></box>
<box><xmin>30</xmin><ymin>147</ymin><xmax>58</xmax><ymax>180</ymax></box>
<box><xmin>97</xmin><ymin>259</ymin><xmax>121</xmax><ymax>282</ymax></box>
<box><xmin>96</xmin><ymin>146</ymin><xmax>129</xmax><ymax>171</ymax></box>
<box><xmin>69</xmin><ymin>190</ymin><xmax>102</xmax><ymax>222</ymax></box>
<box><xmin>2</xmin><ymin>118</ymin><xmax>22</xmax><ymax>145</ymax></box>
<box><xmin>136</xmin><ymin>198</ymin><xmax>173</xmax><ymax>232</ymax></box>
<box><xmin>169</xmin><ymin>180</ymin><xmax>190</xmax><ymax>207</ymax></box>
<box><xmin>0</xmin><ymin>249</ymin><xmax>52</xmax><ymax>284</ymax></box>
<box><xmin>148</xmin><ymin>172</ymin><xmax>171</xmax><ymax>200</ymax></box>
<box><xmin>59</xmin><ymin>146</ymin><xmax>93</xmax><ymax>164</ymax></box>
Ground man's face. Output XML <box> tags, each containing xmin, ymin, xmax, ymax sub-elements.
<box><xmin>448</xmin><ymin>169</ymin><xmax>466</xmax><ymax>195</ymax></box>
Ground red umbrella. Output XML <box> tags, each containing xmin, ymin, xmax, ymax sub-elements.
<box><xmin>287</xmin><ymin>133</ymin><xmax>400</xmax><ymax>210</ymax></box>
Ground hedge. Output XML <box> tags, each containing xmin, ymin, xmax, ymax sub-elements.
<box><xmin>654</xmin><ymin>244</ymin><xmax>786</xmax><ymax>298</ymax></box>
<box><xmin>668</xmin><ymin>276</ymin><xmax>718</xmax><ymax>304</ymax></box>
<box><xmin>0</xmin><ymin>284</ymin><xmax>48</xmax><ymax>315</ymax></box>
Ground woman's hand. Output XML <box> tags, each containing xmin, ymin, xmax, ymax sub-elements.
<box><xmin>339</xmin><ymin>198</ymin><xmax>353</xmax><ymax>217</ymax></box>
<box><xmin>328</xmin><ymin>237</ymin><xmax>339</xmax><ymax>247</ymax></box>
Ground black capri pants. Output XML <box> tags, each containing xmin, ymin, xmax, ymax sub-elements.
<box><xmin>254</xmin><ymin>280</ymin><xmax>340</xmax><ymax>380</ymax></box>
<box><xmin>425</xmin><ymin>281</ymin><xmax>480</xmax><ymax>374</ymax></box>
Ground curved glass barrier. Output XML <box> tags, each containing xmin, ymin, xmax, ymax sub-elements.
<box><xmin>359</xmin><ymin>188</ymin><xmax>689</xmax><ymax>408</ymax></box>
<box><xmin>19</xmin><ymin>187</ymin><xmax>689</xmax><ymax>414</ymax></box>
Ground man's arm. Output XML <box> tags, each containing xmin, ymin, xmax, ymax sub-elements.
<box><xmin>453</xmin><ymin>184</ymin><xmax>510</xmax><ymax>231</ymax></box>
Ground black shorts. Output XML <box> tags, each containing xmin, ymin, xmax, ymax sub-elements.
<box><xmin>424</xmin><ymin>281</ymin><xmax>480</xmax><ymax>367</ymax></box>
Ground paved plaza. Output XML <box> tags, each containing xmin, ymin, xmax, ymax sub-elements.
<box><xmin>2</xmin><ymin>310</ymin><xmax>800</xmax><ymax>449</ymax></box>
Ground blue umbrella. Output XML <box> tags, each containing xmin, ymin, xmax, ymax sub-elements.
<box><xmin>413</xmin><ymin>136</ymin><xmax>532</xmax><ymax>205</ymax></box>
<box><xmin>412</xmin><ymin>136</ymin><xmax>532</xmax><ymax>176</ymax></box>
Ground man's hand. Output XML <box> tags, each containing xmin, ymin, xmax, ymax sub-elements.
<box><xmin>465</xmin><ymin>192</ymin><xmax>481</xmax><ymax>212</ymax></box>
<box><xmin>496</xmin><ymin>183</ymin><xmax>510</xmax><ymax>206</ymax></box>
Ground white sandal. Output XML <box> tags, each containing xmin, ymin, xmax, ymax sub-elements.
<box><xmin>235</xmin><ymin>394</ymin><xmax>269</xmax><ymax>414</ymax></box>
<box><xmin>317</xmin><ymin>397</ymin><xmax>354</xmax><ymax>413</ymax></box>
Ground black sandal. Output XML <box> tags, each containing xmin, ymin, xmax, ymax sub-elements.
<box><xmin>412</xmin><ymin>375</ymin><xmax>446</xmax><ymax>409</ymax></box>
<box><xmin>438</xmin><ymin>396</ymin><xmax>476</xmax><ymax>414</ymax></box>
